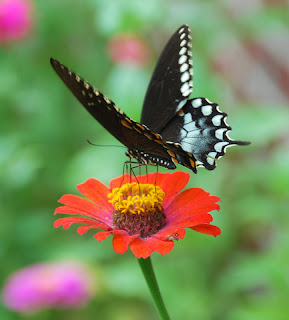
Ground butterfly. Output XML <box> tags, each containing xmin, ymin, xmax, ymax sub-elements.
<box><xmin>50</xmin><ymin>25</ymin><xmax>250</xmax><ymax>174</ymax></box>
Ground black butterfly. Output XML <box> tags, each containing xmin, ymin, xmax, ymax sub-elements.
<box><xmin>50</xmin><ymin>25</ymin><xmax>250</xmax><ymax>174</ymax></box>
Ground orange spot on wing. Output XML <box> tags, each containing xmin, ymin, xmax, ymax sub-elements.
<box><xmin>132</xmin><ymin>126</ymin><xmax>142</xmax><ymax>134</ymax></box>
<box><xmin>167</xmin><ymin>150</ymin><xmax>176</xmax><ymax>158</ymax></box>
<box><xmin>136</xmin><ymin>123</ymin><xmax>146</xmax><ymax>130</ymax></box>
<box><xmin>189</xmin><ymin>158</ymin><xmax>196</xmax><ymax>168</ymax></box>
<box><xmin>121</xmin><ymin>120</ymin><xmax>132</xmax><ymax>129</ymax></box>
<box><xmin>144</xmin><ymin>133</ymin><xmax>152</xmax><ymax>140</ymax></box>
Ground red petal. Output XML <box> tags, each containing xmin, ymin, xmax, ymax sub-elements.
<box><xmin>77</xmin><ymin>223</ymin><xmax>110</xmax><ymax>235</ymax></box>
<box><xmin>191</xmin><ymin>224</ymin><xmax>221</xmax><ymax>236</ymax></box>
<box><xmin>156</xmin><ymin>171</ymin><xmax>190</xmax><ymax>207</ymax></box>
<box><xmin>77</xmin><ymin>179</ymin><xmax>112</xmax><ymax>213</ymax></box>
<box><xmin>167</xmin><ymin>188</ymin><xmax>220</xmax><ymax>216</ymax></box>
<box><xmin>55</xmin><ymin>196</ymin><xmax>112</xmax><ymax>222</ymax></box>
<box><xmin>109</xmin><ymin>174</ymin><xmax>133</xmax><ymax>189</ymax></box>
<box><xmin>166</xmin><ymin>213</ymin><xmax>214</xmax><ymax>229</ymax></box>
<box><xmin>94</xmin><ymin>231</ymin><xmax>113</xmax><ymax>241</ymax></box>
<box><xmin>166</xmin><ymin>189</ymin><xmax>220</xmax><ymax>226</ymax></box>
<box><xmin>112</xmin><ymin>233</ymin><xmax>139</xmax><ymax>254</ymax></box>
<box><xmin>129</xmin><ymin>237</ymin><xmax>175</xmax><ymax>259</ymax></box>
<box><xmin>156</xmin><ymin>228</ymin><xmax>186</xmax><ymax>240</ymax></box>
<box><xmin>168</xmin><ymin>202</ymin><xmax>219</xmax><ymax>222</ymax></box>
<box><xmin>54</xmin><ymin>217</ymin><xmax>98</xmax><ymax>229</ymax></box>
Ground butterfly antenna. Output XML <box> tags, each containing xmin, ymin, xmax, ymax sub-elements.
<box><xmin>87</xmin><ymin>139</ymin><xmax>126</xmax><ymax>148</ymax></box>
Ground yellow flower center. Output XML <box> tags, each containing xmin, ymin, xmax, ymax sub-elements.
<box><xmin>108</xmin><ymin>183</ymin><xmax>165</xmax><ymax>215</ymax></box>
<box><xmin>108</xmin><ymin>182</ymin><xmax>166</xmax><ymax>238</ymax></box>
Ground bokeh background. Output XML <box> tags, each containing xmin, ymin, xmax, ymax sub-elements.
<box><xmin>1</xmin><ymin>0</ymin><xmax>289</xmax><ymax>319</ymax></box>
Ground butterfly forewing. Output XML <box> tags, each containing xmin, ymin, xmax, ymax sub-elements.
<box><xmin>51</xmin><ymin>58</ymin><xmax>133</xmax><ymax>146</ymax></box>
<box><xmin>50</xmin><ymin>58</ymin><xmax>179</xmax><ymax>169</ymax></box>
<box><xmin>141</xmin><ymin>25</ymin><xmax>193</xmax><ymax>133</ymax></box>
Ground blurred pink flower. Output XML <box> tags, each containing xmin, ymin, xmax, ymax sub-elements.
<box><xmin>107</xmin><ymin>33</ymin><xmax>151</xmax><ymax>67</ymax></box>
<box><xmin>2</xmin><ymin>262</ymin><xmax>97</xmax><ymax>314</ymax></box>
<box><xmin>0</xmin><ymin>0</ymin><xmax>33</xmax><ymax>44</ymax></box>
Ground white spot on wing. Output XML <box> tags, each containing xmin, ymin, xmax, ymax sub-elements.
<box><xmin>214</xmin><ymin>141</ymin><xmax>229</xmax><ymax>152</ymax></box>
<box><xmin>179</xmin><ymin>27</ymin><xmax>184</xmax><ymax>34</ymax></box>
<box><xmin>179</xmin><ymin>47</ymin><xmax>187</xmax><ymax>55</ymax></box>
<box><xmin>215</xmin><ymin>128</ymin><xmax>227</xmax><ymax>140</ymax></box>
<box><xmin>178</xmin><ymin>55</ymin><xmax>187</xmax><ymax>65</ymax></box>
<box><xmin>207</xmin><ymin>157</ymin><xmax>215</xmax><ymax>166</ymax></box>
<box><xmin>180</xmin><ymin>40</ymin><xmax>186</xmax><ymax>47</ymax></box>
<box><xmin>181</xmin><ymin>72</ymin><xmax>190</xmax><ymax>83</ymax></box>
<box><xmin>212</xmin><ymin>114</ymin><xmax>223</xmax><ymax>126</ymax></box>
<box><xmin>192</xmin><ymin>98</ymin><xmax>202</xmax><ymax>108</ymax></box>
<box><xmin>183</xmin><ymin>89</ymin><xmax>191</xmax><ymax>97</ymax></box>
<box><xmin>104</xmin><ymin>96</ymin><xmax>111</xmax><ymax>104</ymax></box>
<box><xmin>183</xmin><ymin>112</ymin><xmax>193</xmax><ymax>126</ymax></box>
<box><xmin>176</xmin><ymin>99</ymin><xmax>187</xmax><ymax>111</ymax></box>
<box><xmin>181</xmin><ymin>82</ymin><xmax>190</xmax><ymax>94</ymax></box>
<box><xmin>180</xmin><ymin>33</ymin><xmax>186</xmax><ymax>40</ymax></box>
<box><xmin>180</xmin><ymin>63</ymin><xmax>189</xmax><ymax>73</ymax></box>
<box><xmin>201</xmin><ymin>104</ymin><xmax>213</xmax><ymax>116</ymax></box>
<box><xmin>208</xmin><ymin>152</ymin><xmax>217</xmax><ymax>159</ymax></box>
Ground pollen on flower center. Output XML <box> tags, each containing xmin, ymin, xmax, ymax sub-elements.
<box><xmin>108</xmin><ymin>182</ymin><xmax>165</xmax><ymax>214</ymax></box>
<box><xmin>108</xmin><ymin>182</ymin><xmax>166</xmax><ymax>238</ymax></box>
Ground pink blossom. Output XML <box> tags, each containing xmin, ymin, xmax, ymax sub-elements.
<box><xmin>2</xmin><ymin>262</ymin><xmax>97</xmax><ymax>314</ymax></box>
<box><xmin>107</xmin><ymin>33</ymin><xmax>151</xmax><ymax>67</ymax></box>
<box><xmin>0</xmin><ymin>0</ymin><xmax>33</xmax><ymax>44</ymax></box>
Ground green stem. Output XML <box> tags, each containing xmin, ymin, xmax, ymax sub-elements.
<box><xmin>137</xmin><ymin>257</ymin><xmax>171</xmax><ymax>320</ymax></box>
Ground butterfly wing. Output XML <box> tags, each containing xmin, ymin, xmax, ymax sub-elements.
<box><xmin>140</xmin><ymin>25</ymin><xmax>193</xmax><ymax>133</ymax></box>
<box><xmin>50</xmin><ymin>58</ymin><xmax>177</xmax><ymax>169</ymax></box>
<box><xmin>160</xmin><ymin>97</ymin><xmax>251</xmax><ymax>170</ymax></box>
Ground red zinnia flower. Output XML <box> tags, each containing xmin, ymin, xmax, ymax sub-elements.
<box><xmin>54</xmin><ymin>172</ymin><xmax>221</xmax><ymax>259</ymax></box>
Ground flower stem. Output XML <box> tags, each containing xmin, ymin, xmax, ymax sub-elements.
<box><xmin>137</xmin><ymin>257</ymin><xmax>171</xmax><ymax>320</ymax></box>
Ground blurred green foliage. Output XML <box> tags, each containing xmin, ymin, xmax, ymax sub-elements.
<box><xmin>1</xmin><ymin>0</ymin><xmax>289</xmax><ymax>319</ymax></box>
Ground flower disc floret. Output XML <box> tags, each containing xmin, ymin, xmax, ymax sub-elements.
<box><xmin>108</xmin><ymin>183</ymin><xmax>166</xmax><ymax>238</ymax></box>
<box><xmin>108</xmin><ymin>182</ymin><xmax>165</xmax><ymax>215</ymax></box>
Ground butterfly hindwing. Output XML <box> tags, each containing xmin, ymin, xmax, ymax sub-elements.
<box><xmin>141</xmin><ymin>25</ymin><xmax>193</xmax><ymax>133</ymax></box>
<box><xmin>160</xmin><ymin>97</ymin><xmax>250</xmax><ymax>170</ymax></box>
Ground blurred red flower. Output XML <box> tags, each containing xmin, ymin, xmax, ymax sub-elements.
<box><xmin>107</xmin><ymin>33</ymin><xmax>151</xmax><ymax>67</ymax></box>
<box><xmin>0</xmin><ymin>0</ymin><xmax>33</xmax><ymax>44</ymax></box>
<box><xmin>54</xmin><ymin>172</ymin><xmax>221</xmax><ymax>259</ymax></box>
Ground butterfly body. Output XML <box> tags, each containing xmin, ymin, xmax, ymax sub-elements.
<box><xmin>51</xmin><ymin>25</ymin><xmax>249</xmax><ymax>173</ymax></box>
